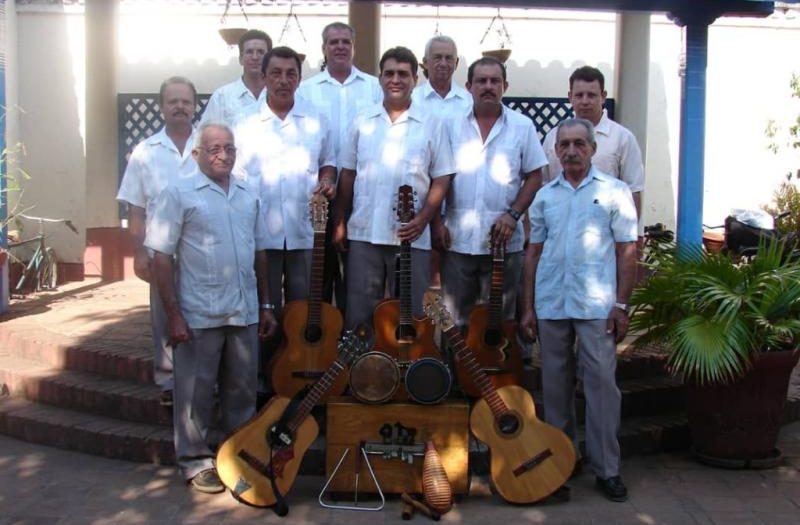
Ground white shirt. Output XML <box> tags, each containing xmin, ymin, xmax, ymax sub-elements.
<box><xmin>411</xmin><ymin>80</ymin><xmax>473</xmax><ymax>121</ymax></box>
<box><xmin>144</xmin><ymin>170</ymin><xmax>269</xmax><ymax>329</ymax></box>
<box><xmin>445</xmin><ymin>106</ymin><xmax>548</xmax><ymax>255</ymax></box>
<box><xmin>297</xmin><ymin>66</ymin><xmax>382</xmax><ymax>164</ymax></box>
<box><xmin>116</xmin><ymin>127</ymin><xmax>197</xmax><ymax>219</ymax></box>
<box><xmin>200</xmin><ymin>77</ymin><xmax>267</xmax><ymax>126</ymax></box>
<box><xmin>233</xmin><ymin>99</ymin><xmax>336</xmax><ymax>250</ymax></box>
<box><xmin>542</xmin><ymin>109</ymin><xmax>644</xmax><ymax>193</ymax></box>
<box><xmin>340</xmin><ymin>102</ymin><xmax>455</xmax><ymax>250</ymax></box>
<box><xmin>529</xmin><ymin>167</ymin><xmax>638</xmax><ymax>320</ymax></box>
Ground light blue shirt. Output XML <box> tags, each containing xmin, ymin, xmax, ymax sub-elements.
<box><xmin>445</xmin><ymin>105</ymin><xmax>547</xmax><ymax>255</ymax></box>
<box><xmin>144</xmin><ymin>170</ymin><xmax>269</xmax><ymax>329</ymax></box>
<box><xmin>529</xmin><ymin>166</ymin><xmax>637</xmax><ymax>320</ymax></box>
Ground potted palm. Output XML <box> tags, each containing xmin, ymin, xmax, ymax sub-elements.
<box><xmin>629</xmin><ymin>239</ymin><xmax>800</xmax><ymax>467</ymax></box>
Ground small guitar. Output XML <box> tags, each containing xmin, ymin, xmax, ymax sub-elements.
<box><xmin>373</xmin><ymin>185</ymin><xmax>440</xmax><ymax>398</ymax></box>
<box><xmin>216</xmin><ymin>331</ymin><xmax>367</xmax><ymax>508</ymax></box>
<box><xmin>460</xmin><ymin>229</ymin><xmax>523</xmax><ymax>397</ymax></box>
<box><xmin>271</xmin><ymin>194</ymin><xmax>345</xmax><ymax>400</ymax></box>
<box><xmin>423</xmin><ymin>290</ymin><xmax>575</xmax><ymax>504</ymax></box>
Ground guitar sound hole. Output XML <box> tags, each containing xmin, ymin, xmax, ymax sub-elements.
<box><xmin>396</xmin><ymin>324</ymin><xmax>417</xmax><ymax>342</ymax></box>
<box><xmin>305</xmin><ymin>325</ymin><xmax>322</xmax><ymax>343</ymax></box>
<box><xmin>484</xmin><ymin>329</ymin><xmax>502</xmax><ymax>347</ymax></box>
<box><xmin>498</xmin><ymin>413</ymin><xmax>520</xmax><ymax>435</ymax></box>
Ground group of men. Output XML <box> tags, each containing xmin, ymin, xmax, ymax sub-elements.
<box><xmin>116</xmin><ymin>23</ymin><xmax>643</xmax><ymax>503</ymax></box>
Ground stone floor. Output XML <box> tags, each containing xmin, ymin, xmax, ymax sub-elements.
<box><xmin>1</xmin><ymin>422</ymin><xmax>799</xmax><ymax>525</ymax></box>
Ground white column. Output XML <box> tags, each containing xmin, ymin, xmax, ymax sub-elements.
<box><xmin>614</xmin><ymin>12</ymin><xmax>650</xmax><ymax>163</ymax></box>
<box><xmin>85</xmin><ymin>0</ymin><xmax>119</xmax><ymax>228</ymax></box>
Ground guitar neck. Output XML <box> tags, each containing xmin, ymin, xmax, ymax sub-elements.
<box><xmin>443</xmin><ymin>325</ymin><xmax>509</xmax><ymax>418</ymax></box>
<box><xmin>487</xmin><ymin>251</ymin><xmax>504</xmax><ymax>330</ymax></box>
<box><xmin>307</xmin><ymin>230</ymin><xmax>326</xmax><ymax>328</ymax></box>
<box><xmin>287</xmin><ymin>358</ymin><xmax>345</xmax><ymax>433</ymax></box>
<box><xmin>398</xmin><ymin>240</ymin><xmax>413</xmax><ymax>327</ymax></box>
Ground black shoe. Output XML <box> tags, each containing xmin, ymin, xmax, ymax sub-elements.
<box><xmin>595</xmin><ymin>475</ymin><xmax>628</xmax><ymax>502</ymax></box>
<box><xmin>551</xmin><ymin>484</ymin><xmax>571</xmax><ymax>502</ymax></box>
<box><xmin>570</xmin><ymin>459</ymin><xmax>583</xmax><ymax>479</ymax></box>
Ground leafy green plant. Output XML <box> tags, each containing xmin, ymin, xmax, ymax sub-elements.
<box><xmin>762</xmin><ymin>171</ymin><xmax>800</xmax><ymax>234</ymax></box>
<box><xmin>629</xmin><ymin>240</ymin><xmax>800</xmax><ymax>385</ymax></box>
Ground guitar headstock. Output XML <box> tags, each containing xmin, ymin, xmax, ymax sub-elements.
<box><xmin>422</xmin><ymin>289</ymin><xmax>456</xmax><ymax>332</ymax></box>
<box><xmin>337</xmin><ymin>329</ymin><xmax>369</xmax><ymax>366</ymax></box>
<box><xmin>489</xmin><ymin>225</ymin><xmax>507</xmax><ymax>259</ymax></box>
<box><xmin>396</xmin><ymin>184</ymin><xmax>416</xmax><ymax>224</ymax></box>
<box><xmin>309</xmin><ymin>194</ymin><xmax>329</xmax><ymax>233</ymax></box>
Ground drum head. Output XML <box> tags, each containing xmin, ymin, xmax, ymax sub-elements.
<box><xmin>405</xmin><ymin>357</ymin><xmax>452</xmax><ymax>404</ymax></box>
<box><xmin>349</xmin><ymin>351</ymin><xmax>399</xmax><ymax>404</ymax></box>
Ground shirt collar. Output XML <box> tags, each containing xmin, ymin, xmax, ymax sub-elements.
<box><xmin>193</xmin><ymin>170</ymin><xmax>247</xmax><ymax>193</ymax></box>
<box><xmin>421</xmin><ymin>80</ymin><xmax>469</xmax><ymax>102</ymax></box>
<box><xmin>147</xmin><ymin>127</ymin><xmax>197</xmax><ymax>153</ymax></box>
<box><xmin>235</xmin><ymin>77</ymin><xmax>266</xmax><ymax>100</ymax></box>
<box><xmin>595</xmin><ymin>109</ymin><xmax>611</xmax><ymax>136</ymax></box>
<box><xmin>259</xmin><ymin>98</ymin><xmax>308</xmax><ymax>121</ymax></box>
<box><xmin>554</xmin><ymin>165</ymin><xmax>606</xmax><ymax>190</ymax></box>
<box><xmin>369</xmin><ymin>102</ymin><xmax>423</xmax><ymax>124</ymax></box>
<box><xmin>313</xmin><ymin>65</ymin><xmax>370</xmax><ymax>86</ymax></box>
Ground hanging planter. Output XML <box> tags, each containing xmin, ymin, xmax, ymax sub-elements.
<box><xmin>480</xmin><ymin>9</ymin><xmax>513</xmax><ymax>64</ymax></box>
<box><xmin>482</xmin><ymin>49</ymin><xmax>512</xmax><ymax>64</ymax></box>
<box><xmin>218</xmin><ymin>0</ymin><xmax>250</xmax><ymax>47</ymax></box>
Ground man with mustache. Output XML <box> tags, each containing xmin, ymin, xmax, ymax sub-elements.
<box><xmin>116</xmin><ymin>76</ymin><xmax>198</xmax><ymax>407</ymax></box>
<box><xmin>521</xmin><ymin>118</ymin><xmax>638</xmax><ymax>502</ymax></box>
<box><xmin>333</xmin><ymin>46</ymin><xmax>454</xmax><ymax>332</ymax></box>
<box><xmin>201</xmin><ymin>29</ymin><xmax>272</xmax><ymax>126</ymax></box>
<box><xmin>233</xmin><ymin>46</ymin><xmax>336</xmax><ymax>396</ymax></box>
<box><xmin>146</xmin><ymin>123</ymin><xmax>278</xmax><ymax>494</ymax></box>
<box><xmin>297</xmin><ymin>22</ymin><xmax>382</xmax><ymax>313</ymax></box>
<box><xmin>435</xmin><ymin>57</ymin><xmax>546</xmax><ymax>337</ymax></box>
<box><xmin>541</xmin><ymin>66</ymin><xmax>644</xmax><ymax>224</ymax></box>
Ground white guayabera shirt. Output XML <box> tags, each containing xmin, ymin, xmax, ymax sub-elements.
<box><xmin>201</xmin><ymin>77</ymin><xmax>267</xmax><ymax>127</ymax></box>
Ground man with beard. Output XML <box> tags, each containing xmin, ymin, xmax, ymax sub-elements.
<box><xmin>201</xmin><ymin>29</ymin><xmax>272</xmax><ymax>126</ymax></box>
<box><xmin>116</xmin><ymin>76</ymin><xmax>198</xmax><ymax>406</ymax></box>
<box><xmin>521</xmin><ymin>118</ymin><xmax>637</xmax><ymax>503</ymax></box>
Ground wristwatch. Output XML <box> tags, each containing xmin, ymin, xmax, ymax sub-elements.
<box><xmin>506</xmin><ymin>208</ymin><xmax>522</xmax><ymax>221</ymax></box>
<box><xmin>260</xmin><ymin>303</ymin><xmax>276</xmax><ymax>310</ymax></box>
<box><xmin>614</xmin><ymin>302</ymin><xmax>629</xmax><ymax>313</ymax></box>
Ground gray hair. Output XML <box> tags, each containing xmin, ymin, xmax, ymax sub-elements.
<box><xmin>158</xmin><ymin>76</ymin><xmax>197</xmax><ymax>105</ymax></box>
<box><xmin>193</xmin><ymin>122</ymin><xmax>234</xmax><ymax>149</ymax></box>
<box><xmin>424</xmin><ymin>35</ymin><xmax>457</xmax><ymax>58</ymax></box>
<box><xmin>555</xmin><ymin>118</ymin><xmax>596</xmax><ymax>144</ymax></box>
<box><xmin>322</xmin><ymin>22</ymin><xmax>355</xmax><ymax>44</ymax></box>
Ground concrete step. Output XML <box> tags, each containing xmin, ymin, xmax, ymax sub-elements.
<box><xmin>0</xmin><ymin>325</ymin><xmax>153</xmax><ymax>384</ymax></box>
<box><xmin>0</xmin><ymin>352</ymin><xmax>169</xmax><ymax>426</ymax></box>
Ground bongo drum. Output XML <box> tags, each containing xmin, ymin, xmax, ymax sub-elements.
<box><xmin>348</xmin><ymin>351</ymin><xmax>400</xmax><ymax>404</ymax></box>
<box><xmin>404</xmin><ymin>357</ymin><xmax>452</xmax><ymax>404</ymax></box>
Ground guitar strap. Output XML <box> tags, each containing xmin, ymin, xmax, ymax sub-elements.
<box><xmin>265</xmin><ymin>386</ymin><xmax>310</xmax><ymax>517</ymax></box>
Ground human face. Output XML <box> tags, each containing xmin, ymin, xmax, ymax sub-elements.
<box><xmin>568</xmin><ymin>79</ymin><xmax>606</xmax><ymax>124</ymax></box>
<box><xmin>160</xmin><ymin>82</ymin><xmax>195</xmax><ymax>127</ymax></box>
<box><xmin>466</xmin><ymin>63</ymin><xmax>507</xmax><ymax>108</ymax></box>
<box><xmin>193</xmin><ymin>126</ymin><xmax>236</xmax><ymax>182</ymax></box>
<box><xmin>264</xmin><ymin>56</ymin><xmax>300</xmax><ymax>109</ymax></box>
<box><xmin>239</xmin><ymin>38</ymin><xmax>269</xmax><ymax>77</ymax></box>
<box><xmin>323</xmin><ymin>27</ymin><xmax>354</xmax><ymax>71</ymax></box>
<box><xmin>423</xmin><ymin>40</ymin><xmax>457</xmax><ymax>86</ymax></box>
<box><xmin>380</xmin><ymin>59</ymin><xmax>416</xmax><ymax>108</ymax></box>
<box><xmin>555</xmin><ymin>124</ymin><xmax>597</xmax><ymax>177</ymax></box>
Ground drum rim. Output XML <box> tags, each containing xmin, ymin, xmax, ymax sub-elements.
<box><xmin>405</xmin><ymin>357</ymin><xmax>452</xmax><ymax>404</ymax></box>
<box><xmin>348</xmin><ymin>351</ymin><xmax>400</xmax><ymax>404</ymax></box>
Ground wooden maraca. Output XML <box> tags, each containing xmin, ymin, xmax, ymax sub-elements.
<box><xmin>422</xmin><ymin>440</ymin><xmax>452</xmax><ymax>514</ymax></box>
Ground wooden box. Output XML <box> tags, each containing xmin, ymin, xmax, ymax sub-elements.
<box><xmin>325</xmin><ymin>397</ymin><xmax>470</xmax><ymax>495</ymax></box>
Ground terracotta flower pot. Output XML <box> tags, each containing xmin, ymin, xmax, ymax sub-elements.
<box><xmin>686</xmin><ymin>349</ymin><xmax>800</xmax><ymax>467</ymax></box>
<box><xmin>219</xmin><ymin>27</ymin><xmax>248</xmax><ymax>46</ymax></box>
<box><xmin>482</xmin><ymin>49</ymin><xmax>512</xmax><ymax>64</ymax></box>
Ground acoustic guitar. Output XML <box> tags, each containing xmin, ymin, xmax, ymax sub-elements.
<box><xmin>271</xmin><ymin>194</ymin><xmax>345</xmax><ymax>400</ymax></box>
<box><xmin>423</xmin><ymin>290</ymin><xmax>576</xmax><ymax>504</ymax></box>
<box><xmin>216</xmin><ymin>331</ymin><xmax>367</xmax><ymax>508</ymax></box>
<box><xmin>372</xmin><ymin>185</ymin><xmax>441</xmax><ymax>396</ymax></box>
<box><xmin>459</xmin><ymin>230</ymin><xmax>523</xmax><ymax>397</ymax></box>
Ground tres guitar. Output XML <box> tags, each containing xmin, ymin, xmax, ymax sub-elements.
<box><xmin>459</xmin><ymin>230</ymin><xmax>523</xmax><ymax>397</ymax></box>
<box><xmin>271</xmin><ymin>194</ymin><xmax>345</xmax><ymax>400</ymax></box>
<box><xmin>373</xmin><ymin>185</ymin><xmax>440</xmax><ymax>395</ymax></box>
<box><xmin>216</xmin><ymin>331</ymin><xmax>367</xmax><ymax>508</ymax></box>
<box><xmin>423</xmin><ymin>290</ymin><xmax>576</xmax><ymax>504</ymax></box>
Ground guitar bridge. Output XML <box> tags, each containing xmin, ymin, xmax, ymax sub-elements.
<box><xmin>512</xmin><ymin>448</ymin><xmax>553</xmax><ymax>477</ymax></box>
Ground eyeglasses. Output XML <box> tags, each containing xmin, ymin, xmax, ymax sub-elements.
<box><xmin>197</xmin><ymin>146</ymin><xmax>236</xmax><ymax>156</ymax></box>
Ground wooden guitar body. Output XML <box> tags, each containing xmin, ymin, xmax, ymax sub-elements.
<box><xmin>461</xmin><ymin>306</ymin><xmax>523</xmax><ymax>398</ymax></box>
<box><xmin>270</xmin><ymin>300</ymin><xmax>344</xmax><ymax>400</ymax></box>
<box><xmin>373</xmin><ymin>298</ymin><xmax>438</xmax><ymax>362</ymax></box>
<box><xmin>215</xmin><ymin>396</ymin><xmax>318</xmax><ymax>507</ymax></box>
<box><xmin>469</xmin><ymin>384</ymin><xmax>576</xmax><ymax>504</ymax></box>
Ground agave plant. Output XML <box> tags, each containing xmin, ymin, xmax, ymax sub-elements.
<box><xmin>630</xmin><ymin>239</ymin><xmax>800</xmax><ymax>385</ymax></box>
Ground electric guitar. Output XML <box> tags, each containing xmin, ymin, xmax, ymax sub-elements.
<box><xmin>372</xmin><ymin>185</ymin><xmax>440</xmax><ymax>397</ymax></box>
<box><xmin>270</xmin><ymin>194</ymin><xmax>345</xmax><ymax>400</ymax></box>
<box><xmin>459</xmin><ymin>230</ymin><xmax>523</xmax><ymax>397</ymax></box>
<box><xmin>216</xmin><ymin>331</ymin><xmax>367</xmax><ymax>508</ymax></box>
<box><xmin>423</xmin><ymin>290</ymin><xmax>576</xmax><ymax>504</ymax></box>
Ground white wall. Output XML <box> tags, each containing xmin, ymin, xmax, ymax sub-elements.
<box><xmin>10</xmin><ymin>2</ymin><xmax>800</xmax><ymax>263</ymax></box>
